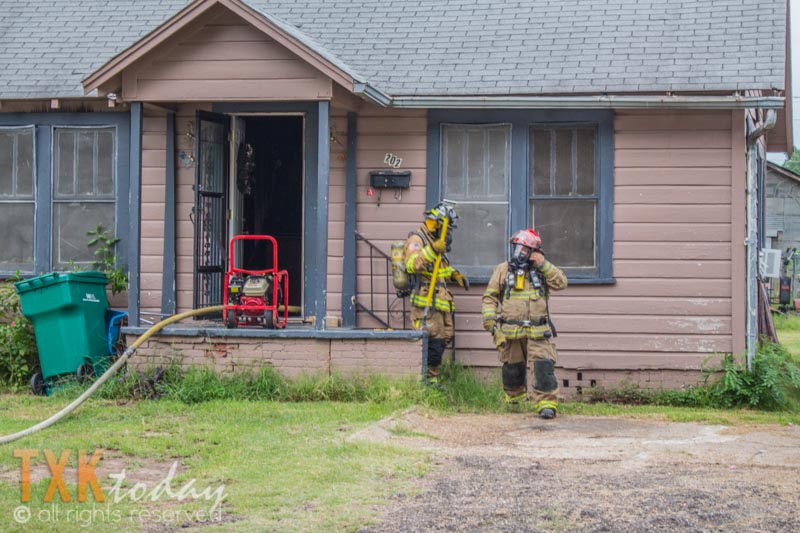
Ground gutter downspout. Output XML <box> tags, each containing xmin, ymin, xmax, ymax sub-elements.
<box><xmin>745</xmin><ymin>109</ymin><xmax>777</xmax><ymax>370</ymax></box>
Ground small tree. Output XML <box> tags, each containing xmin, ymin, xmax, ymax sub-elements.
<box><xmin>87</xmin><ymin>225</ymin><xmax>128</xmax><ymax>295</ymax></box>
<box><xmin>782</xmin><ymin>146</ymin><xmax>800</xmax><ymax>175</ymax></box>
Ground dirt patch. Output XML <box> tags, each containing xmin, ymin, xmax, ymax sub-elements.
<box><xmin>355</xmin><ymin>410</ymin><xmax>800</xmax><ymax>532</ymax></box>
<box><xmin>0</xmin><ymin>450</ymin><xmax>183</xmax><ymax>486</ymax></box>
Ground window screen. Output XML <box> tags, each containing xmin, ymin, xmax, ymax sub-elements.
<box><xmin>52</xmin><ymin>127</ymin><xmax>116</xmax><ymax>269</ymax></box>
<box><xmin>441</xmin><ymin>124</ymin><xmax>510</xmax><ymax>275</ymax></box>
<box><xmin>529</xmin><ymin>126</ymin><xmax>597</xmax><ymax>270</ymax></box>
<box><xmin>0</xmin><ymin>127</ymin><xmax>35</xmax><ymax>272</ymax></box>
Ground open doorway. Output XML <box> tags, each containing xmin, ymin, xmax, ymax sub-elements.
<box><xmin>231</xmin><ymin>115</ymin><xmax>304</xmax><ymax>312</ymax></box>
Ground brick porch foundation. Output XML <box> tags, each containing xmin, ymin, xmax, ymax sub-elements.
<box><xmin>124</xmin><ymin>333</ymin><xmax>424</xmax><ymax>378</ymax></box>
<box><xmin>472</xmin><ymin>366</ymin><xmax>710</xmax><ymax>399</ymax></box>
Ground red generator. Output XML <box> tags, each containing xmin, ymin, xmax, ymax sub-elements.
<box><xmin>224</xmin><ymin>235</ymin><xmax>289</xmax><ymax>329</ymax></box>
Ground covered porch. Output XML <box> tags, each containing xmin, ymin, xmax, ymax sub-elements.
<box><xmin>77</xmin><ymin>0</ymin><xmax>424</xmax><ymax>376</ymax></box>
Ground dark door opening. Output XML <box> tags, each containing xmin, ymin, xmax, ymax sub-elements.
<box><xmin>238</xmin><ymin>115</ymin><xmax>303</xmax><ymax>311</ymax></box>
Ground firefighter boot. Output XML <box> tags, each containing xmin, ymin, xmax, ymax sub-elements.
<box><xmin>539</xmin><ymin>407</ymin><xmax>556</xmax><ymax>419</ymax></box>
<box><xmin>426</xmin><ymin>338</ymin><xmax>447</xmax><ymax>387</ymax></box>
<box><xmin>532</xmin><ymin>357</ymin><xmax>559</xmax><ymax>420</ymax></box>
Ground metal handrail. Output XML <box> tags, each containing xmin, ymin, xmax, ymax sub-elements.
<box><xmin>354</xmin><ymin>232</ymin><xmax>409</xmax><ymax>329</ymax></box>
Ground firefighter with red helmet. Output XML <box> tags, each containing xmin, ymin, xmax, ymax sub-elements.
<box><xmin>482</xmin><ymin>229</ymin><xmax>567</xmax><ymax>418</ymax></box>
<box><xmin>403</xmin><ymin>203</ymin><xmax>469</xmax><ymax>382</ymax></box>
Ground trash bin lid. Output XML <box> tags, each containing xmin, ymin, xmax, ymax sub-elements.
<box><xmin>14</xmin><ymin>271</ymin><xmax>109</xmax><ymax>294</ymax></box>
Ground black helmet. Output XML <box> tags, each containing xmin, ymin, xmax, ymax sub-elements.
<box><xmin>424</xmin><ymin>202</ymin><xmax>458</xmax><ymax>228</ymax></box>
<box><xmin>424</xmin><ymin>202</ymin><xmax>457</xmax><ymax>250</ymax></box>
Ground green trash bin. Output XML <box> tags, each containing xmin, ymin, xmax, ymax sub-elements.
<box><xmin>15</xmin><ymin>271</ymin><xmax>110</xmax><ymax>395</ymax></box>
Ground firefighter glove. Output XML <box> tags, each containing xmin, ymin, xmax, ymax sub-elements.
<box><xmin>492</xmin><ymin>329</ymin><xmax>508</xmax><ymax>350</ymax></box>
<box><xmin>452</xmin><ymin>270</ymin><xmax>469</xmax><ymax>290</ymax></box>
<box><xmin>431</xmin><ymin>238</ymin><xmax>447</xmax><ymax>255</ymax></box>
<box><xmin>483</xmin><ymin>319</ymin><xmax>497</xmax><ymax>332</ymax></box>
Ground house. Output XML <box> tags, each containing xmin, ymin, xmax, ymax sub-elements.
<box><xmin>764</xmin><ymin>162</ymin><xmax>800</xmax><ymax>303</ymax></box>
<box><xmin>766</xmin><ymin>162</ymin><xmax>800</xmax><ymax>254</ymax></box>
<box><xmin>0</xmin><ymin>0</ymin><xmax>791</xmax><ymax>392</ymax></box>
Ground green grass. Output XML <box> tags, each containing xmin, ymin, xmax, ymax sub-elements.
<box><xmin>778</xmin><ymin>330</ymin><xmax>800</xmax><ymax>356</ymax></box>
<box><xmin>3</xmin><ymin>327</ymin><xmax>800</xmax><ymax>532</ymax></box>
<box><xmin>560</xmin><ymin>400</ymin><xmax>800</xmax><ymax>425</ymax></box>
<box><xmin>0</xmin><ymin>396</ymin><xmax>427</xmax><ymax>532</ymax></box>
<box><xmin>775</xmin><ymin>313</ymin><xmax>800</xmax><ymax>356</ymax></box>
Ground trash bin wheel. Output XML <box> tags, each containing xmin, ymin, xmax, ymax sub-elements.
<box><xmin>226</xmin><ymin>310</ymin><xmax>238</xmax><ymax>329</ymax></box>
<box><xmin>77</xmin><ymin>363</ymin><xmax>95</xmax><ymax>384</ymax></box>
<box><xmin>30</xmin><ymin>373</ymin><xmax>46</xmax><ymax>396</ymax></box>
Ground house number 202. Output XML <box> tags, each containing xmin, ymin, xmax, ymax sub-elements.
<box><xmin>384</xmin><ymin>153</ymin><xmax>402</xmax><ymax>168</ymax></box>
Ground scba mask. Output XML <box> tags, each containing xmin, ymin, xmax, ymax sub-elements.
<box><xmin>509</xmin><ymin>244</ymin><xmax>532</xmax><ymax>269</ymax></box>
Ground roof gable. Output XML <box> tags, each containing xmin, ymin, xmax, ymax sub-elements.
<box><xmin>83</xmin><ymin>0</ymin><xmax>366</xmax><ymax>98</ymax></box>
<box><xmin>768</xmin><ymin>162</ymin><xmax>800</xmax><ymax>185</ymax></box>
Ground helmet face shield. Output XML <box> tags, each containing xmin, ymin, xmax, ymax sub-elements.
<box><xmin>424</xmin><ymin>202</ymin><xmax>458</xmax><ymax>243</ymax></box>
<box><xmin>510</xmin><ymin>244</ymin><xmax>532</xmax><ymax>267</ymax></box>
<box><xmin>424</xmin><ymin>218</ymin><xmax>441</xmax><ymax>234</ymax></box>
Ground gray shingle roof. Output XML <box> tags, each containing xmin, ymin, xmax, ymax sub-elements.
<box><xmin>0</xmin><ymin>0</ymin><xmax>787</xmax><ymax>99</ymax></box>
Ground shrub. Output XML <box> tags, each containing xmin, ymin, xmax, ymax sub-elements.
<box><xmin>585</xmin><ymin>343</ymin><xmax>800</xmax><ymax>412</ymax></box>
<box><xmin>0</xmin><ymin>278</ymin><xmax>38</xmax><ymax>391</ymax></box>
<box><xmin>711</xmin><ymin>342</ymin><xmax>800</xmax><ymax>411</ymax></box>
<box><xmin>87</xmin><ymin>224</ymin><xmax>128</xmax><ymax>295</ymax></box>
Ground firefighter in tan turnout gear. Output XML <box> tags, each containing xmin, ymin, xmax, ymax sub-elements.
<box><xmin>482</xmin><ymin>229</ymin><xmax>567</xmax><ymax>419</ymax></box>
<box><xmin>403</xmin><ymin>203</ymin><xmax>469</xmax><ymax>383</ymax></box>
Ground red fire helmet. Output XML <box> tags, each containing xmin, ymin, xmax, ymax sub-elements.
<box><xmin>509</xmin><ymin>228</ymin><xmax>542</xmax><ymax>250</ymax></box>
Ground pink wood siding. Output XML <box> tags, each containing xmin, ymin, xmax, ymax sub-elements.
<box><xmin>325</xmin><ymin>110</ymin><xmax>348</xmax><ymax>318</ymax></box>
<box><xmin>140</xmin><ymin>109</ymin><xmax>168</xmax><ymax>316</ymax></box>
<box><xmin>730</xmin><ymin>111</ymin><xmax>746</xmax><ymax>356</ymax></box>
<box><xmin>325</xmin><ymin>106</ymin><xmax>427</xmax><ymax>326</ymax></box>
<box><xmin>139</xmin><ymin>104</ymin><xmax>207</xmax><ymax>316</ymax></box>
<box><xmin>174</xmin><ymin>104</ymin><xmax>212</xmax><ymax>312</ymax></box>
<box><xmin>352</xmin><ymin>109</ymin><xmax>743</xmax><ymax>372</ymax></box>
<box><xmin>121</xmin><ymin>10</ymin><xmax>332</xmax><ymax>102</ymax></box>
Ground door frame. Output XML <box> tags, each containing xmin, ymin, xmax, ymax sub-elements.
<box><xmin>228</xmin><ymin>111</ymin><xmax>306</xmax><ymax>317</ymax></box>
<box><xmin>213</xmin><ymin>102</ymin><xmax>329</xmax><ymax>328</ymax></box>
<box><xmin>193</xmin><ymin>110</ymin><xmax>229</xmax><ymax>313</ymax></box>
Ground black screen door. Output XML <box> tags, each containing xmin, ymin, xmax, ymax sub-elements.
<box><xmin>193</xmin><ymin>111</ymin><xmax>229</xmax><ymax>311</ymax></box>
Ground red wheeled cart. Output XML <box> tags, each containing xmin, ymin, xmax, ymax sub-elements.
<box><xmin>223</xmin><ymin>235</ymin><xmax>289</xmax><ymax>329</ymax></box>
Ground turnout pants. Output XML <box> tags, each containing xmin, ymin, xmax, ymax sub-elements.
<box><xmin>411</xmin><ymin>306</ymin><xmax>454</xmax><ymax>378</ymax></box>
<box><xmin>498</xmin><ymin>337</ymin><xmax>559</xmax><ymax>410</ymax></box>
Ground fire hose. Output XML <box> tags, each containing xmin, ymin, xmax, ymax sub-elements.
<box><xmin>0</xmin><ymin>305</ymin><xmax>224</xmax><ymax>445</ymax></box>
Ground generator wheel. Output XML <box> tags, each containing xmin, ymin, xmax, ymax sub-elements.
<box><xmin>30</xmin><ymin>373</ymin><xmax>46</xmax><ymax>396</ymax></box>
<box><xmin>226</xmin><ymin>310</ymin><xmax>238</xmax><ymax>329</ymax></box>
<box><xmin>263</xmin><ymin>310</ymin><xmax>275</xmax><ymax>329</ymax></box>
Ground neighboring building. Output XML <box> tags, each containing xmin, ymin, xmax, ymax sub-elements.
<box><xmin>0</xmin><ymin>0</ymin><xmax>792</xmax><ymax>392</ymax></box>
<box><xmin>766</xmin><ymin>162</ymin><xmax>800</xmax><ymax>253</ymax></box>
<box><xmin>764</xmin><ymin>162</ymin><xmax>800</xmax><ymax>303</ymax></box>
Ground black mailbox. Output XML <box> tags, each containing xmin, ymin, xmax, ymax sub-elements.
<box><xmin>369</xmin><ymin>170</ymin><xmax>411</xmax><ymax>189</ymax></box>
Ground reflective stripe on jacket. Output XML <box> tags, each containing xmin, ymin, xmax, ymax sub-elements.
<box><xmin>481</xmin><ymin>260</ymin><xmax>567</xmax><ymax>339</ymax></box>
<box><xmin>403</xmin><ymin>226</ymin><xmax>455</xmax><ymax>311</ymax></box>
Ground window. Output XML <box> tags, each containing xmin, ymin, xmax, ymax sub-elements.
<box><xmin>441</xmin><ymin>124</ymin><xmax>510</xmax><ymax>276</ymax></box>
<box><xmin>0</xmin><ymin>127</ymin><xmax>35</xmax><ymax>272</ymax></box>
<box><xmin>52</xmin><ymin>127</ymin><xmax>116</xmax><ymax>269</ymax></box>
<box><xmin>429</xmin><ymin>110</ymin><xmax>613</xmax><ymax>283</ymax></box>
<box><xmin>530</xmin><ymin>126</ymin><xmax>597</xmax><ymax>272</ymax></box>
<box><xmin>0</xmin><ymin>114</ymin><xmax>129</xmax><ymax>276</ymax></box>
